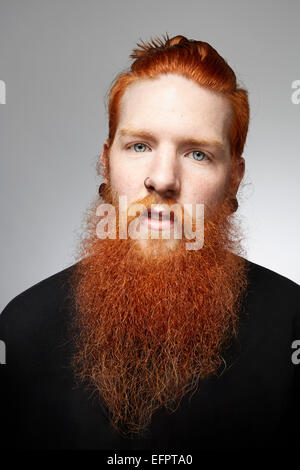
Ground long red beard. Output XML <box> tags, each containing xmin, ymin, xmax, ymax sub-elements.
<box><xmin>67</xmin><ymin>181</ymin><xmax>248</xmax><ymax>436</ymax></box>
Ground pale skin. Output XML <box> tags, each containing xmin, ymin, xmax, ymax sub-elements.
<box><xmin>100</xmin><ymin>73</ymin><xmax>245</xmax><ymax>253</ymax></box>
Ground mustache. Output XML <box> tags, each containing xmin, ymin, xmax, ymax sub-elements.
<box><xmin>108</xmin><ymin>185</ymin><xmax>191</xmax><ymax>221</ymax></box>
<box><xmin>128</xmin><ymin>194</ymin><xmax>181</xmax><ymax>222</ymax></box>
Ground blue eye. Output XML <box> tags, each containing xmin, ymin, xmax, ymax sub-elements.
<box><xmin>188</xmin><ymin>150</ymin><xmax>207</xmax><ymax>161</ymax></box>
<box><xmin>133</xmin><ymin>143</ymin><xmax>148</xmax><ymax>152</ymax></box>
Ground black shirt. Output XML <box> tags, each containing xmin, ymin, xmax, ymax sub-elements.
<box><xmin>0</xmin><ymin>258</ymin><xmax>299</xmax><ymax>450</ymax></box>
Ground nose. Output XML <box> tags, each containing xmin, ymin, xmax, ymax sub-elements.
<box><xmin>144</xmin><ymin>153</ymin><xmax>180</xmax><ymax>199</ymax></box>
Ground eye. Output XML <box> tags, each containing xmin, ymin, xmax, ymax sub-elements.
<box><xmin>186</xmin><ymin>150</ymin><xmax>208</xmax><ymax>162</ymax></box>
<box><xmin>130</xmin><ymin>143</ymin><xmax>150</xmax><ymax>152</ymax></box>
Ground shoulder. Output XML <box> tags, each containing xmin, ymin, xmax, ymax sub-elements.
<box><xmin>241</xmin><ymin>257</ymin><xmax>300</xmax><ymax>328</ymax></box>
<box><xmin>244</xmin><ymin>257</ymin><xmax>299</xmax><ymax>297</ymax></box>
<box><xmin>0</xmin><ymin>263</ymin><xmax>78</xmax><ymax>351</ymax></box>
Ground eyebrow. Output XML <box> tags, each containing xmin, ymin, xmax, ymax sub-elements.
<box><xmin>118</xmin><ymin>127</ymin><xmax>226</xmax><ymax>152</ymax></box>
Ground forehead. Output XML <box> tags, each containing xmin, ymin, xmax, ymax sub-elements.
<box><xmin>117</xmin><ymin>74</ymin><xmax>233</xmax><ymax>145</ymax></box>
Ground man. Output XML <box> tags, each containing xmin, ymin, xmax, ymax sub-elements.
<box><xmin>0</xmin><ymin>34</ymin><xmax>299</xmax><ymax>450</ymax></box>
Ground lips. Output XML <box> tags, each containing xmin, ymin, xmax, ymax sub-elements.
<box><xmin>140</xmin><ymin>206</ymin><xmax>175</xmax><ymax>231</ymax></box>
<box><xmin>142</xmin><ymin>205</ymin><xmax>175</xmax><ymax>221</ymax></box>
<box><xmin>147</xmin><ymin>209</ymin><xmax>175</xmax><ymax>221</ymax></box>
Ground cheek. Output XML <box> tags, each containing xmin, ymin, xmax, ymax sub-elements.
<box><xmin>109</xmin><ymin>155</ymin><xmax>142</xmax><ymax>202</ymax></box>
<box><xmin>183</xmin><ymin>168</ymin><xmax>231</xmax><ymax>207</ymax></box>
<box><xmin>109</xmin><ymin>153</ymin><xmax>128</xmax><ymax>190</ymax></box>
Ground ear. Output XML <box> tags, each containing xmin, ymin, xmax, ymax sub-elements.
<box><xmin>231</xmin><ymin>157</ymin><xmax>245</xmax><ymax>196</ymax></box>
<box><xmin>100</xmin><ymin>139</ymin><xmax>110</xmax><ymax>183</ymax></box>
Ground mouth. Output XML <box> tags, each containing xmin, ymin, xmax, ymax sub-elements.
<box><xmin>140</xmin><ymin>206</ymin><xmax>175</xmax><ymax>231</ymax></box>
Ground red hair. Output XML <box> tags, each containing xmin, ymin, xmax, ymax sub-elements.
<box><xmin>107</xmin><ymin>34</ymin><xmax>249</xmax><ymax>161</ymax></box>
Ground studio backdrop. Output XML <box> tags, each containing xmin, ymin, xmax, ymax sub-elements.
<box><xmin>1</xmin><ymin>0</ymin><xmax>299</xmax><ymax>310</ymax></box>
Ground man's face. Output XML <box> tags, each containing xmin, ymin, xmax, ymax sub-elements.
<box><xmin>102</xmin><ymin>73</ymin><xmax>244</xmax><ymax>239</ymax></box>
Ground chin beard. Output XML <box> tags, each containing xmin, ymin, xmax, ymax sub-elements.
<box><xmin>67</xmin><ymin>181</ymin><xmax>248</xmax><ymax>437</ymax></box>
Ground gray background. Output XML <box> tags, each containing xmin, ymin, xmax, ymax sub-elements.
<box><xmin>1</xmin><ymin>0</ymin><xmax>299</xmax><ymax>311</ymax></box>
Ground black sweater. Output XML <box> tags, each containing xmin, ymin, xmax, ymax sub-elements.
<box><xmin>0</xmin><ymin>258</ymin><xmax>299</xmax><ymax>450</ymax></box>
